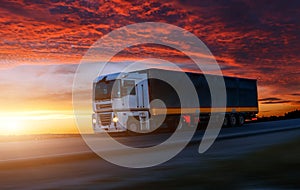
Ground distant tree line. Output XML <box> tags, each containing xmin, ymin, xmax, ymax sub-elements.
<box><xmin>255</xmin><ymin>109</ymin><xmax>300</xmax><ymax>122</ymax></box>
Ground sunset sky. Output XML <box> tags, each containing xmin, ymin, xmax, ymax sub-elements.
<box><xmin>0</xmin><ymin>0</ymin><xmax>299</xmax><ymax>135</ymax></box>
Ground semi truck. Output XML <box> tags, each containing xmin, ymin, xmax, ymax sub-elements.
<box><xmin>92</xmin><ymin>68</ymin><xmax>258</xmax><ymax>134</ymax></box>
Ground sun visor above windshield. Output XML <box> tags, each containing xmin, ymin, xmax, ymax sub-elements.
<box><xmin>93</xmin><ymin>73</ymin><xmax>121</xmax><ymax>83</ymax></box>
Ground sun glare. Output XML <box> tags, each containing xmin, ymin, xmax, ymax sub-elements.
<box><xmin>0</xmin><ymin>118</ymin><xmax>23</xmax><ymax>135</ymax></box>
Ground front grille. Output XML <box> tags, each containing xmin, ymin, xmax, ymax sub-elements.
<box><xmin>97</xmin><ymin>103</ymin><xmax>112</xmax><ymax>110</ymax></box>
<box><xmin>100</xmin><ymin>113</ymin><xmax>112</xmax><ymax>126</ymax></box>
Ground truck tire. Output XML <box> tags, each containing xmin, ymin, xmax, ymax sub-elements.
<box><xmin>127</xmin><ymin>119</ymin><xmax>140</xmax><ymax>135</ymax></box>
<box><xmin>229</xmin><ymin>114</ymin><xmax>237</xmax><ymax>127</ymax></box>
<box><xmin>237</xmin><ymin>114</ymin><xmax>245</xmax><ymax>127</ymax></box>
<box><xmin>223</xmin><ymin>116</ymin><xmax>229</xmax><ymax>127</ymax></box>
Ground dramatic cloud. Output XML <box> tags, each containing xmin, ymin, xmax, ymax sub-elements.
<box><xmin>259</xmin><ymin>97</ymin><xmax>282</xmax><ymax>102</ymax></box>
<box><xmin>259</xmin><ymin>97</ymin><xmax>300</xmax><ymax>105</ymax></box>
<box><xmin>0</xmin><ymin>0</ymin><xmax>299</xmax><ymax>117</ymax></box>
<box><xmin>290</xmin><ymin>93</ymin><xmax>300</xmax><ymax>96</ymax></box>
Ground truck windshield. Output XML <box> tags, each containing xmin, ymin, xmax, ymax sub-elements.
<box><xmin>94</xmin><ymin>79</ymin><xmax>121</xmax><ymax>101</ymax></box>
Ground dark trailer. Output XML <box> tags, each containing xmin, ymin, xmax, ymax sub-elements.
<box><xmin>144</xmin><ymin>68</ymin><xmax>258</xmax><ymax>127</ymax></box>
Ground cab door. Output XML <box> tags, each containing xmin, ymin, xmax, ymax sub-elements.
<box><xmin>136</xmin><ymin>80</ymin><xmax>149</xmax><ymax>109</ymax></box>
<box><xmin>122</xmin><ymin>80</ymin><xmax>137</xmax><ymax>108</ymax></box>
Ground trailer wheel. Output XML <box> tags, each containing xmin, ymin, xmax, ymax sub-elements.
<box><xmin>229</xmin><ymin>114</ymin><xmax>237</xmax><ymax>127</ymax></box>
<box><xmin>223</xmin><ymin>116</ymin><xmax>229</xmax><ymax>127</ymax></box>
<box><xmin>127</xmin><ymin>119</ymin><xmax>140</xmax><ymax>135</ymax></box>
<box><xmin>237</xmin><ymin>114</ymin><xmax>245</xmax><ymax>127</ymax></box>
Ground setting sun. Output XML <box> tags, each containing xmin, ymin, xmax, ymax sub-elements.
<box><xmin>0</xmin><ymin>0</ymin><xmax>298</xmax><ymax>136</ymax></box>
<box><xmin>0</xmin><ymin>111</ymin><xmax>79</xmax><ymax>135</ymax></box>
<box><xmin>0</xmin><ymin>117</ymin><xmax>23</xmax><ymax>134</ymax></box>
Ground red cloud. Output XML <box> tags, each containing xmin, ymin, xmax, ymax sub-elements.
<box><xmin>0</xmin><ymin>0</ymin><xmax>299</xmax><ymax>113</ymax></box>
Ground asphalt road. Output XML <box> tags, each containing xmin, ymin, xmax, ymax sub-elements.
<box><xmin>0</xmin><ymin>118</ymin><xmax>300</xmax><ymax>189</ymax></box>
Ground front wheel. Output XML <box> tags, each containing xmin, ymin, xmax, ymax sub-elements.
<box><xmin>127</xmin><ymin>119</ymin><xmax>140</xmax><ymax>135</ymax></box>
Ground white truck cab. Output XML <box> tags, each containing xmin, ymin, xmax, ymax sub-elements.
<box><xmin>92</xmin><ymin>71</ymin><xmax>151</xmax><ymax>133</ymax></box>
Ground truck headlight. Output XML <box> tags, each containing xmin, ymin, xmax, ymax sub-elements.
<box><xmin>112</xmin><ymin>116</ymin><xmax>119</xmax><ymax>123</ymax></box>
<box><xmin>92</xmin><ymin>118</ymin><xmax>97</xmax><ymax>124</ymax></box>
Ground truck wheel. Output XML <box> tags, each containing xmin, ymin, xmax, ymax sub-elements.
<box><xmin>229</xmin><ymin>114</ymin><xmax>237</xmax><ymax>127</ymax></box>
<box><xmin>237</xmin><ymin>115</ymin><xmax>245</xmax><ymax>127</ymax></box>
<box><xmin>223</xmin><ymin>116</ymin><xmax>229</xmax><ymax>127</ymax></box>
<box><xmin>127</xmin><ymin>119</ymin><xmax>140</xmax><ymax>135</ymax></box>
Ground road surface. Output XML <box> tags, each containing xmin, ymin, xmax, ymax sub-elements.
<box><xmin>0</xmin><ymin>118</ymin><xmax>299</xmax><ymax>189</ymax></box>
